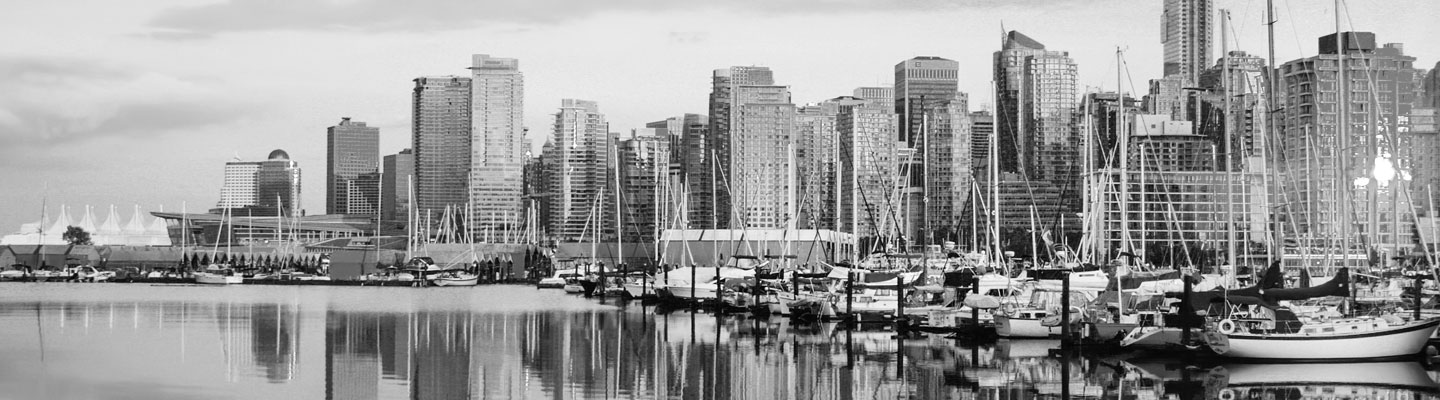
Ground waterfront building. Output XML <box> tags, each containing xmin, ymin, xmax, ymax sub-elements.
<box><xmin>1080</xmin><ymin>92</ymin><xmax>1143</xmax><ymax>170</ymax></box>
<box><xmin>707</xmin><ymin>66</ymin><xmax>775</xmax><ymax>230</ymax></box>
<box><xmin>650</xmin><ymin>114</ymin><xmax>709</xmax><ymax>229</ymax></box>
<box><xmin>838</xmin><ymin>101</ymin><xmax>899</xmax><ymax>239</ymax></box>
<box><xmin>1197</xmin><ymin>50</ymin><xmax>1269</xmax><ymax>170</ymax></box>
<box><xmin>794</xmin><ymin>102</ymin><xmax>843</xmax><ymax>231</ymax></box>
<box><xmin>1276</xmin><ymin>32</ymin><xmax>1420</xmax><ymax>253</ymax></box>
<box><xmin>1129</xmin><ymin>114</ymin><xmax>1214</xmax><ymax>172</ymax></box>
<box><xmin>618</xmin><ymin>130</ymin><xmax>672</xmax><ymax>243</ymax></box>
<box><xmin>468</xmin><ymin>54</ymin><xmax>526</xmax><ymax>238</ymax></box>
<box><xmin>732</xmin><ymin>98</ymin><xmax>797</xmax><ymax>229</ymax></box>
<box><xmin>544</xmin><ymin>99</ymin><xmax>612</xmax><ymax>243</ymax></box>
<box><xmin>381</xmin><ymin>148</ymin><xmax>414</xmax><ymax>223</ymax></box>
<box><xmin>895</xmin><ymin>57</ymin><xmax>959</xmax><ymax>246</ymax></box>
<box><xmin>1402</xmin><ymin>108</ymin><xmax>1439</xmax><ymax>207</ymax></box>
<box><xmin>217</xmin><ymin>150</ymin><xmax>301</xmax><ymax>217</ymax></box>
<box><xmin>1087</xmin><ymin>170</ymin><xmax>1260</xmax><ymax>266</ymax></box>
<box><xmin>411</xmin><ymin>76</ymin><xmax>471</xmax><ymax>220</ymax></box>
<box><xmin>959</xmin><ymin>172</ymin><xmax>1079</xmax><ymax>257</ymax></box>
<box><xmin>924</xmin><ymin>92</ymin><xmax>973</xmax><ymax>242</ymax></box>
<box><xmin>326</xmin><ymin>118</ymin><xmax>380</xmax><ymax>216</ymax></box>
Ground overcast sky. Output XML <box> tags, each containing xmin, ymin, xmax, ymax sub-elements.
<box><xmin>1</xmin><ymin>0</ymin><xmax>1435</xmax><ymax>232</ymax></box>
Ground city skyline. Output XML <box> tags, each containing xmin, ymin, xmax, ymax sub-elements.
<box><xmin>2</xmin><ymin>1</ymin><xmax>1437</xmax><ymax>233</ymax></box>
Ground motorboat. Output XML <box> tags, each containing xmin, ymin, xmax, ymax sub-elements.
<box><xmin>431</xmin><ymin>270</ymin><xmax>479</xmax><ymax>287</ymax></box>
<box><xmin>195</xmin><ymin>265</ymin><xmax>243</xmax><ymax>285</ymax></box>
<box><xmin>538</xmin><ymin>268</ymin><xmax>578</xmax><ymax>289</ymax></box>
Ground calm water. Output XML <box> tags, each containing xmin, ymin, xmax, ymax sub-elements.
<box><xmin>2</xmin><ymin>283</ymin><xmax>1440</xmax><ymax>400</ymax></box>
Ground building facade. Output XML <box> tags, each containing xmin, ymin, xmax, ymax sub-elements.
<box><xmin>924</xmin><ymin>93</ymin><xmax>973</xmax><ymax>241</ymax></box>
<box><xmin>707</xmin><ymin>66</ymin><xmax>775</xmax><ymax>230</ymax></box>
<box><xmin>381</xmin><ymin>148</ymin><xmax>414</xmax><ymax>223</ymax></box>
<box><xmin>838</xmin><ymin>102</ymin><xmax>899</xmax><ymax>239</ymax></box>
<box><xmin>618</xmin><ymin>131</ymin><xmax>672</xmax><ymax>243</ymax></box>
<box><xmin>217</xmin><ymin>150</ymin><xmax>301</xmax><ymax>217</ymax></box>
<box><xmin>1162</xmin><ymin>0</ymin><xmax>1212</xmax><ymax>81</ymax></box>
<box><xmin>1277</xmin><ymin>32</ymin><xmax>1420</xmax><ymax>254</ymax></box>
<box><xmin>326</xmin><ymin>118</ymin><xmax>380</xmax><ymax>215</ymax></box>
<box><xmin>411</xmin><ymin>76</ymin><xmax>472</xmax><ymax>220</ymax></box>
<box><xmin>468</xmin><ymin>54</ymin><xmax>526</xmax><ymax>239</ymax></box>
<box><xmin>544</xmin><ymin>99</ymin><xmax>612</xmax><ymax>243</ymax></box>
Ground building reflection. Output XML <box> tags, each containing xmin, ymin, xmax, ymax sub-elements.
<box><xmin>15</xmin><ymin>298</ymin><xmax>1439</xmax><ymax>399</ymax></box>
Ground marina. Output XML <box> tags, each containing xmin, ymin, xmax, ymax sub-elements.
<box><xmin>5</xmin><ymin>283</ymin><xmax>1440</xmax><ymax>399</ymax></box>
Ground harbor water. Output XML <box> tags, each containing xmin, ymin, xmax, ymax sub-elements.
<box><xmin>2</xmin><ymin>283</ymin><xmax>1440</xmax><ymax>399</ymax></box>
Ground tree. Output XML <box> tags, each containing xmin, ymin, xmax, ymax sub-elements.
<box><xmin>62</xmin><ymin>226</ymin><xmax>92</xmax><ymax>245</ymax></box>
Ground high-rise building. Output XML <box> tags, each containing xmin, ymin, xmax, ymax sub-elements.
<box><xmin>654</xmin><ymin>114</ymin><xmax>710</xmax><ymax>229</ymax></box>
<box><xmin>1424</xmin><ymin>64</ymin><xmax>1440</xmax><ymax>108</ymax></box>
<box><xmin>1145</xmin><ymin>75</ymin><xmax>1189</xmax><ymax>121</ymax></box>
<box><xmin>543</xmin><ymin>99</ymin><xmax>612</xmax><ymax>243</ymax></box>
<box><xmin>707</xmin><ymin>66</ymin><xmax>775</xmax><ymax>230</ymax></box>
<box><xmin>732</xmin><ymin>96</ymin><xmax>797</xmax><ymax>229</ymax></box>
<box><xmin>1129</xmin><ymin>114</ymin><xmax>1213</xmax><ymax>171</ymax></box>
<box><xmin>969</xmin><ymin>111</ymin><xmax>994</xmax><ymax>174</ymax></box>
<box><xmin>894</xmin><ymin>57</ymin><xmax>960</xmax><ymax>247</ymax></box>
<box><xmin>381</xmin><ymin>148</ymin><xmax>414</xmax><ymax>223</ymax></box>
<box><xmin>326</xmin><ymin>118</ymin><xmax>380</xmax><ymax>215</ymax></box>
<box><xmin>217</xmin><ymin>150</ymin><xmax>301</xmax><ymax>217</ymax></box>
<box><xmin>1080</xmin><ymin>92</ymin><xmax>1142</xmax><ymax>170</ymax></box>
<box><xmin>994</xmin><ymin>31</ymin><xmax>1051</xmax><ymax>174</ymax></box>
<box><xmin>411</xmin><ymin>76</ymin><xmax>471</xmax><ymax>219</ymax></box>
<box><xmin>1277</xmin><ymin>32</ymin><xmax>1420</xmax><ymax>253</ymax></box>
<box><xmin>1019</xmin><ymin>46</ymin><xmax>1080</xmax><ymax>188</ymax></box>
<box><xmin>795</xmin><ymin>103</ymin><xmax>842</xmax><ymax>230</ymax></box>
<box><xmin>853</xmin><ymin>87</ymin><xmax>894</xmax><ymax>115</ymax></box>
<box><xmin>1162</xmin><ymin>0</ymin><xmax>1212</xmax><ymax>82</ymax></box>
<box><xmin>924</xmin><ymin>93</ymin><xmax>973</xmax><ymax>241</ymax></box>
<box><xmin>1197</xmin><ymin>50</ymin><xmax>1269</xmax><ymax>169</ymax></box>
<box><xmin>894</xmin><ymin>57</ymin><xmax>959</xmax><ymax>145</ymax></box>
<box><xmin>468</xmin><ymin>54</ymin><xmax>526</xmax><ymax>238</ymax></box>
<box><xmin>838</xmin><ymin>102</ymin><xmax>899</xmax><ymax>239</ymax></box>
<box><xmin>618</xmin><ymin>130</ymin><xmax>672</xmax><ymax>243</ymax></box>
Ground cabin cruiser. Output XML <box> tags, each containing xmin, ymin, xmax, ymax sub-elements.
<box><xmin>194</xmin><ymin>265</ymin><xmax>244</xmax><ymax>285</ymax></box>
<box><xmin>538</xmin><ymin>268</ymin><xmax>579</xmax><ymax>289</ymax></box>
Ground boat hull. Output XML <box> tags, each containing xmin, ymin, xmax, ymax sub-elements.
<box><xmin>994</xmin><ymin>315</ymin><xmax>1059</xmax><ymax>338</ymax></box>
<box><xmin>623</xmin><ymin>283</ymin><xmax>654</xmax><ymax>298</ymax></box>
<box><xmin>433</xmin><ymin>277</ymin><xmax>479</xmax><ymax>287</ymax></box>
<box><xmin>665</xmin><ymin>285</ymin><xmax>719</xmax><ymax>301</ymax></box>
<box><xmin>1119</xmin><ymin>326</ymin><xmax>1184</xmax><ymax>348</ymax></box>
<box><xmin>536</xmin><ymin>278</ymin><xmax>566</xmax><ymax>288</ymax></box>
<box><xmin>1213</xmin><ymin>318</ymin><xmax>1440</xmax><ymax>360</ymax></box>
<box><xmin>195</xmin><ymin>275</ymin><xmax>243</xmax><ymax>285</ymax></box>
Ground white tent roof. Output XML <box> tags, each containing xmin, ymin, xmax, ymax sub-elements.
<box><xmin>77</xmin><ymin>205</ymin><xmax>97</xmax><ymax>233</ymax></box>
<box><xmin>98</xmin><ymin>205</ymin><xmax>122</xmax><ymax>235</ymax></box>
<box><xmin>123</xmin><ymin>206</ymin><xmax>147</xmax><ymax>235</ymax></box>
<box><xmin>46</xmin><ymin>205</ymin><xmax>71</xmax><ymax>236</ymax></box>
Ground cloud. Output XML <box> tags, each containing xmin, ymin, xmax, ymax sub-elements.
<box><xmin>144</xmin><ymin>0</ymin><xmax>1056</xmax><ymax>37</ymax></box>
<box><xmin>0</xmin><ymin>56</ymin><xmax>262</xmax><ymax>153</ymax></box>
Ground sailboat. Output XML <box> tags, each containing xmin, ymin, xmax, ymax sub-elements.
<box><xmin>195</xmin><ymin>207</ymin><xmax>242</xmax><ymax>285</ymax></box>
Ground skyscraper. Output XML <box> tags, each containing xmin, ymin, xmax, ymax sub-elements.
<box><xmin>618</xmin><ymin>130</ymin><xmax>671</xmax><ymax>243</ymax></box>
<box><xmin>853</xmin><ymin>87</ymin><xmax>894</xmax><ymax>115</ymax></box>
<box><xmin>706</xmin><ymin>66</ymin><xmax>775</xmax><ymax>229</ymax></box>
<box><xmin>326</xmin><ymin>118</ymin><xmax>380</xmax><ymax>215</ymax></box>
<box><xmin>1162</xmin><ymin>0</ymin><xmax>1212</xmax><ymax>81</ymax></box>
<box><xmin>795</xmin><ymin>103</ymin><xmax>841</xmax><ymax>230</ymax></box>
<box><xmin>895</xmin><ymin>57</ymin><xmax>960</xmax><ymax>246</ymax></box>
<box><xmin>217</xmin><ymin>150</ymin><xmax>301</xmax><ymax>217</ymax></box>
<box><xmin>382</xmin><ymin>148</ymin><xmax>414</xmax><ymax>223</ymax></box>
<box><xmin>924</xmin><ymin>93</ymin><xmax>973</xmax><ymax>240</ymax></box>
<box><xmin>969</xmin><ymin>111</ymin><xmax>994</xmax><ymax>174</ymax></box>
<box><xmin>732</xmin><ymin>99</ymin><xmax>797</xmax><ymax>229</ymax></box>
<box><xmin>994</xmin><ymin>31</ymin><xmax>1050</xmax><ymax>174</ymax></box>
<box><xmin>411</xmin><ymin>76</ymin><xmax>471</xmax><ymax>220</ymax></box>
<box><xmin>1278</xmin><ymin>32</ymin><xmax>1420</xmax><ymax>252</ymax></box>
<box><xmin>838</xmin><ymin>101</ymin><xmax>899</xmax><ymax>239</ymax></box>
<box><xmin>468</xmin><ymin>54</ymin><xmax>526</xmax><ymax>238</ymax></box>
<box><xmin>544</xmin><ymin>99</ymin><xmax>611</xmax><ymax>242</ymax></box>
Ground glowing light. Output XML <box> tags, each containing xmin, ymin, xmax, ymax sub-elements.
<box><xmin>1373</xmin><ymin>157</ymin><xmax>1397</xmax><ymax>184</ymax></box>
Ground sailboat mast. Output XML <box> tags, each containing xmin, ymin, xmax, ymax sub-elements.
<box><xmin>1223</xmin><ymin>9</ymin><xmax>1238</xmax><ymax>276</ymax></box>
<box><xmin>990</xmin><ymin>80</ymin><xmax>1001</xmax><ymax>270</ymax></box>
<box><xmin>1334</xmin><ymin>0</ymin><xmax>1351</xmax><ymax>272</ymax></box>
<box><xmin>1117</xmin><ymin>47</ymin><xmax>1131</xmax><ymax>266</ymax></box>
<box><xmin>614</xmin><ymin>142</ymin><xmax>623</xmax><ymax>270</ymax></box>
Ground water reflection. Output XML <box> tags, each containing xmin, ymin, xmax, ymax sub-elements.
<box><xmin>1</xmin><ymin>285</ymin><xmax>1439</xmax><ymax>399</ymax></box>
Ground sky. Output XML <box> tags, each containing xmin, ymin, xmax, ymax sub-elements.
<box><xmin>1</xmin><ymin>0</ymin><xmax>1436</xmax><ymax>233</ymax></box>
